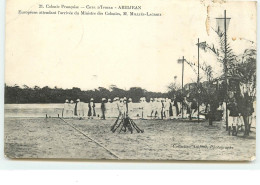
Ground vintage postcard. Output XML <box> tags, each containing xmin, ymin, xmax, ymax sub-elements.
<box><xmin>4</xmin><ymin>0</ymin><xmax>256</xmax><ymax>161</ymax></box>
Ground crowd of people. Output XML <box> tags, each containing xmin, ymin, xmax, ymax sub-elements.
<box><xmin>62</xmin><ymin>96</ymin><xmax>208</xmax><ymax>120</ymax></box>
<box><xmin>62</xmin><ymin>93</ymin><xmax>255</xmax><ymax>136</ymax></box>
<box><xmin>62</xmin><ymin>93</ymin><xmax>254</xmax><ymax>135</ymax></box>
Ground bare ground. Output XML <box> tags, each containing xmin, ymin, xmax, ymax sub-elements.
<box><xmin>4</xmin><ymin>117</ymin><xmax>256</xmax><ymax>161</ymax></box>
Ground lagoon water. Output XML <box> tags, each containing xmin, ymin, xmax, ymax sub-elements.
<box><xmin>4</xmin><ymin>103</ymin><xmax>256</xmax><ymax>127</ymax></box>
<box><xmin>4</xmin><ymin>103</ymin><xmax>143</xmax><ymax>118</ymax></box>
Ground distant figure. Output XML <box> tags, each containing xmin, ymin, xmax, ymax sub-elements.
<box><xmin>122</xmin><ymin>97</ymin><xmax>128</xmax><ymax>118</ymax></box>
<box><xmin>222</xmin><ymin>102</ymin><xmax>227</xmax><ymax>122</ymax></box>
<box><xmin>150</xmin><ymin>98</ymin><xmax>156</xmax><ymax>119</ymax></box>
<box><xmin>119</xmin><ymin>98</ymin><xmax>124</xmax><ymax>115</ymax></box>
<box><xmin>101</xmin><ymin>98</ymin><xmax>106</xmax><ymax>120</ymax></box>
<box><xmin>199</xmin><ymin>103</ymin><xmax>206</xmax><ymax>119</ymax></box>
<box><xmin>217</xmin><ymin>102</ymin><xmax>224</xmax><ymax>115</ymax></box>
<box><xmin>75</xmin><ymin>99</ymin><xmax>84</xmax><ymax>119</ymax></box>
<box><xmin>63</xmin><ymin>99</ymin><xmax>70</xmax><ymax>118</ymax></box>
<box><xmin>143</xmin><ymin>97</ymin><xmax>149</xmax><ymax>119</ymax></box>
<box><xmin>164</xmin><ymin>98</ymin><xmax>171</xmax><ymax>119</ymax></box>
<box><xmin>171</xmin><ymin>96</ymin><xmax>178</xmax><ymax>119</ymax></box>
<box><xmin>160</xmin><ymin>98</ymin><xmax>165</xmax><ymax>119</ymax></box>
<box><xmin>69</xmin><ymin>100</ymin><xmax>75</xmax><ymax>117</ymax></box>
<box><xmin>106</xmin><ymin>99</ymin><xmax>112</xmax><ymax>118</ymax></box>
<box><xmin>190</xmin><ymin>98</ymin><xmax>197</xmax><ymax>119</ymax></box>
<box><xmin>88</xmin><ymin>98</ymin><xmax>96</xmax><ymax>119</ymax></box>
<box><xmin>139</xmin><ymin>97</ymin><xmax>144</xmax><ymax>119</ymax></box>
<box><xmin>182</xmin><ymin>96</ymin><xmax>189</xmax><ymax>119</ymax></box>
<box><xmin>155</xmin><ymin>98</ymin><xmax>161</xmax><ymax>119</ymax></box>
<box><xmin>127</xmin><ymin>98</ymin><xmax>134</xmax><ymax>117</ymax></box>
<box><xmin>113</xmin><ymin>97</ymin><xmax>120</xmax><ymax>117</ymax></box>
<box><xmin>227</xmin><ymin>98</ymin><xmax>239</xmax><ymax>136</ymax></box>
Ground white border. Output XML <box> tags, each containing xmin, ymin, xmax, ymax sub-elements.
<box><xmin>0</xmin><ymin>0</ymin><xmax>259</xmax><ymax>170</ymax></box>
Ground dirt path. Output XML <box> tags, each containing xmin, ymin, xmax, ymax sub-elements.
<box><xmin>4</xmin><ymin>117</ymin><xmax>256</xmax><ymax>161</ymax></box>
<box><xmin>4</xmin><ymin>117</ymin><xmax>117</xmax><ymax>159</ymax></box>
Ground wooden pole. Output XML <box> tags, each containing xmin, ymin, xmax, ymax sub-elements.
<box><xmin>197</xmin><ymin>38</ymin><xmax>200</xmax><ymax>123</ymax></box>
<box><xmin>182</xmin><ymin>56</ymin><xmax>184</xmax><ymax>119</ymax></box>
<box><xmin>224</xmin><ymin>10</ymin><xmax>229</xmax><ymax>131</ymax></box>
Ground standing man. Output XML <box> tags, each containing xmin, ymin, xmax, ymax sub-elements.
<box><xmin>164</xmin><ymin>98</ymin><xmax>171</xmax><ymax>119</ymax></box>
<box><xmin>101</xmin><ymin>98</ymin><xmax>106</xmax><ymax>120</ymax></box>
<box><xmin>150</xmin><ymin>98</ymin><xmax>156</xmax><ymax>119</ymax></box>
<box><xmin>190</xmin><ymin>98</ymin><xmax>197</xmax><ymax>119</ymax></box>
<box><xmin>127</xmin><ymin>98</ymin><xmax>134</xmax><ymax>118</ymax></box>
<box><xmin>119</xmin><ymin>98</ymin><xmax>124</xmax><ymax>116</ymax></box>
<box><xmin>106</xmin><ymin>98</ymin><xmax>112</xmax><ymax>118</ymax></box>
<box><xmin>227</xmin><ymin>98</ymin><xmax>239</xmax><ymax>136</ymax></box>
<box><xmin>161</xmin><ymin>98</ymin><xmax>165</xmax><ymax>120</ymax></box>
<box><xmin>62</xmin><ymin>99</ymin><xmax>70</xmax><ymax>118</ymax></box>
<box><xmin>122</xmin><ymin>97</ymin><xmax>128</xmax><ymax>118</ymax></box>
<box><xmin>182</xmin><ymin>96</ymin><xmax>189</xmax><ymax>119</ymax></box>
<box><xmin>112</xmin><ymin>97</ymin><xmax>120</xmax><ymax>118</ymax></box>
<box><xmin>142</xmin><ymin>97</ymin><xmax>148</xmax><ymax>119</ymax></box>
<box><xmin>171</xmin><ymin>96</ymin><xmax>178</xmax><ymax>119</ymax></box>
<box><xmin>155</xmin><ymin>98</ymin><xmax>161</xmax><ymax>119</ymax></box>
<box><xmin>139</xmin><ymin>97</ymin><xmax>144</xmax><ymax>119</ymax></box>
<box><xmin>69</xmin><ymin>100</ymin><xmax>75</xmax><ymax>117</ymax></box>
<box><xmin>75</xmin><ymin>99</ymin><xmax>84</xmax><ymax>120</ymax></box>
<box><xmin>88</xmin><ymin>98</ymin><xmax>96</xmax><ymax>119</ymax></box>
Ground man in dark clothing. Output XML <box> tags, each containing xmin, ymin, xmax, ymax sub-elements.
<box><xmin>227</xmin><ymin>98</ymin><xmax>239</xmax><ymax>136</ymax></box>
<box><xmin>190</xmin><ymin>98</ymin><xmax>197</xmax><ymax>120</ymax></box>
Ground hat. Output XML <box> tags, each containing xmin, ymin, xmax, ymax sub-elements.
<box><xmin>150</xmin><ymin>98</ymin><xmax>153</xmax><ymax>101</ymax></box>
<box><xmin>128</xmin><ymin>98</ymin><xmax>132</xmax><ymax>102</ymax></box>
<box><xmin>65</xmin><ymin>99</ymin><xmax>69</xmax><ymax>103</ymax></box>
<box><xmin>90</xmin><ymin>98</ymin><xmax>94</xmax><ymax>101</ymax></box>
<box><xmin>108</xmin><ymin>98</ymin><xmax>111</xmax><ymax>102</ymax></box>
<box><xmin>102</xmin><ymin>98</ymin><xmax>106</xmax><ymax>101</ymax></box>
<box><xmin>70</xmin><ymin>100</ymin><xmax>74</xmax><ymax>103</ymax></box>
<box><xmin>123</xmin><ymin>97</ymin><xmax>127</xmax><ymax>100</ymax></box>
<box><xmin>76</xmin><ymin>99</ymin><xmax>80</xmax><ymax>102</ymax></box>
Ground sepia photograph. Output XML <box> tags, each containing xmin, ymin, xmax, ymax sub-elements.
<box><xmin>4</xmin><ymin>0</ymin><xmax>256</xmax><ymax>161</ymax></box>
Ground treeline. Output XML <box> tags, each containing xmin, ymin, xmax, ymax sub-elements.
<box><xmin>4</xmin><ymin>84</ymin><xmax>170</xmax><ymax>103</ymax></box>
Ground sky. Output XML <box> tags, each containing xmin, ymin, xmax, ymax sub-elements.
<box><xmin>5</xmin><ymin>0</ymin><xmax>256</xmax><ymax>92</ymax></box>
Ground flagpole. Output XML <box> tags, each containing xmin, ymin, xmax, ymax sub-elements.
<box><xmin>182</xmin><ymin>56</ymin><xmax>184</xmax><ymax>119</ymax></box>
<box><xmin>197</xmin><ymin>38</ymin><xmax>200</xmax><ymax>123</ymax></box>
<box><xmin>224</xmin><ymin>10</ymin><xmax>228</xmax><ymax>131</ymax></box>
